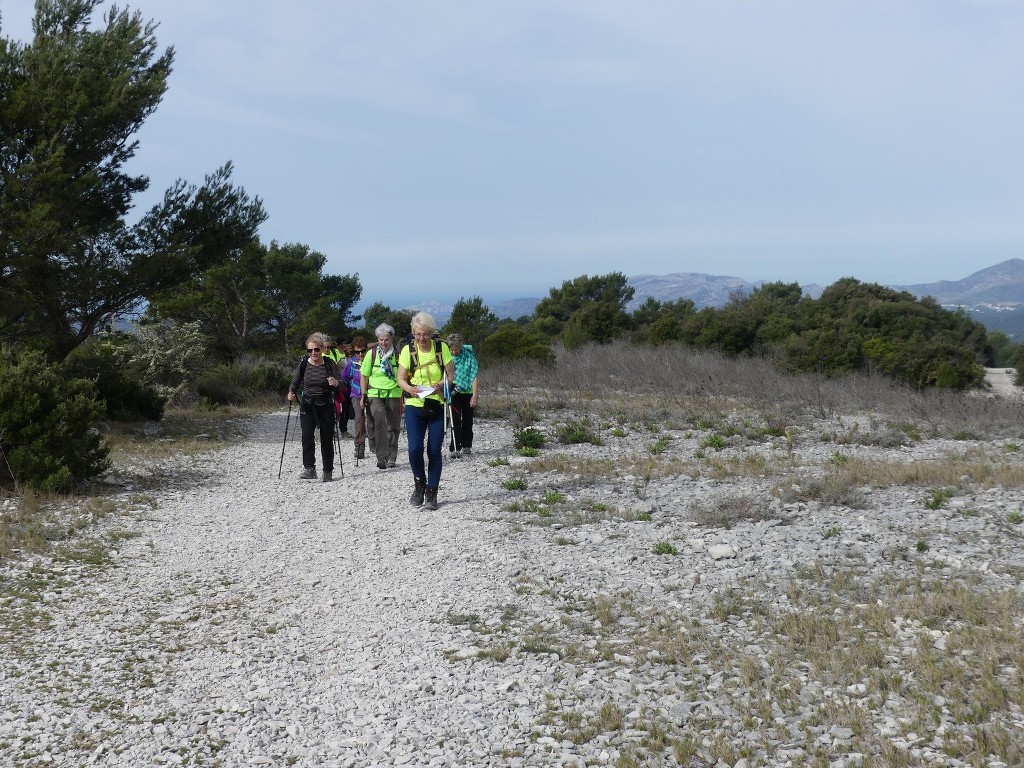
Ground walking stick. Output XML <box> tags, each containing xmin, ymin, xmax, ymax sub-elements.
<box><xmin>278</xmin><ymin>399</ymin><xmax>293</xmax><ymax>479</ymax></box>
<box><xmin>443</xmin><ymin>373</ymin><xmax>456</xmax><ymax>454</ymax></box>
<box><xmin>334</xmin><ymin>420</ymin><xmax>345</xmax><ymax>478</ymax></box>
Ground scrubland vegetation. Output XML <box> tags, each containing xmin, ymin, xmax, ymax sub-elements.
<box><xmin>2</xmin><ymin>339</ymin><xmax>1024</xmax><ymax>766</ymax></box>
<box><xmin>461</xmin><ymin>348</ymin><xmax>1024</xmax><ymax>767</ymax></box>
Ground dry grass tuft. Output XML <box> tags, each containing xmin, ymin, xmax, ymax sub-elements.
<box><xmin>486</xmin><ymin>344</ymin><xmax>1024</xmax><ymax>439</ymax></box>
<box><xmin>689</xmin><ymin>492</ymin><xmax>779</xmax><ymax>528</ymax></box>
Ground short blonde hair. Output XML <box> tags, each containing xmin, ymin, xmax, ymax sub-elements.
<box><xmin>410</xmin><ymin>312</ymin><xmax>437</xmax><ymax>334</ymax></box>
<box><xmin>305</xmin><ymin>332</ymin><xmax>332</xmax><ymax>349</ymax></box>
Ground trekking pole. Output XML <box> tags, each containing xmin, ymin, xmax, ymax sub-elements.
<box><xmin>335</xmin><ymin>420</ymin><xmax>345</xmax><ymax>478</ymax></box>
<box><xmin>443</xmin><ymin>373</ymin><xmax>456</xmax><ymax>454</ymax></box>
<box><xmin>278</xmin><ymin>399</ymin><xmax>293</xmax><ymax>479</ymax></box>
<box><xmin>355</xmin><ymin>400</ymin><xmax>364</xmax><ymax>467</ymax></box>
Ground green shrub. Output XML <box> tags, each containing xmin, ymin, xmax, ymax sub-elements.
<box><xmin>196</xmin><ymin>359</ymin><xmax>290</xmax><ymax>406</ymax></box>
<box><xmin>250</xmin><ymin>361</ymin><xmax>291</xmax><ymax>395</ymax></box>
<box><xmin>0</xmin><ymin>347</ymin><xmax>110</xmax><ymax>491</ymax></box>
<box><xmin>129</xmin><ymin>321</ymin><xmax>213</xmax><ymax>405</ymax></box>
<box><xmin>652</xmin><ymin>541</ymin><xmax>678</xmax><ymax>555</ymax></box>
<box><xmin>557</xmin><ymin>418</ymin><xmax>603</xmax><ymax>445</ymax></box>
<box><xmin>700</xmin><ymin>434</ymin><xmax>727</xmax><ymax>451</ymax></box>
<box><xmin>514</xmin><ymin>427</ymin><xmax>545</xmax><ymax>450</ymax></box>
<box><xmin>63</xmin><ymin>336</ymin><xmax>166</xmax><ymax>421</ymax></box>
<box><xmin>649</xmin><ymin>436</ymin><xmax>671</xmax><ymax>455</ymax></box>
<box><xmin>478</xmin><ymin>324</ymin><xmax>554</xmax><ymax>364</ymax></box>
<box><xmin>925</xmin><ymin>487</ymin><xmax>954</xmax><ymax>510</ymax></box>
<box><xmin>197</xmin><ymin>364</ymin><xmax>251</xmax><ymax>406</ymax></box>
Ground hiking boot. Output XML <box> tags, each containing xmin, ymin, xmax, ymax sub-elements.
<box><xmin>424</xmin><ymin>487</ymin><xmax>439</xmax><ymax>510</ymax></box>
<box><xmin>298</xmin><ymin>466</ymin><xmax>317</xmax><ymax>480</ymax></box>
<box><xmin>355</xmin><ymin>446</ymin><xmax>365</xmax><ymax>460</ymax></box>
<box><xmin>322</xmin><ymin>470</ymin><xmax>333</xmax><ymax>483</ymax></box>
<box><xmin>386</xmin><ymin>460</ymin><xmax>396</xmax><ymax>468</ymax></box>
<box><xmin>462</xmin><ymin>447</ymin><xmax>472</xmax><ymax>456</ymax></box>
<box><xmin>410</xmin><ymin>477</ymin><xmax>426</xmax><ymax>506</ymax></box>
<box><xmin>377</xmin><ymin>460</ymin><xmax>387</xmax><ymax>470</ymax></box>
<box><xmin>341</xmin><ymin>430</ymin><xmax>352</xmax><ymax>439</ymax></box>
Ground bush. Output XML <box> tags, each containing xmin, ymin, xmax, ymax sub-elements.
<box><xmin>513</xmin><ymin>427</ymin><xmax>545</xmax><ymax>450</ymax></box>
<box><xmin>250</xmin><ymin>361</ymin><xmax>291</xmax><ymax>396</ymax></box>
<box><xmin>557</xmin><ymin>418</ymin><xmax>603</xmax><ymax>445</ymax></box>
<box><xmin>196</xmin><ymin>359</ymin><xmax>291</xmax><ymax>406</ymax></box>
<box><xmin>0</xmin><ymin>347</ymin><xmax>110</xmax><ymax>491</ymax></box>
<box><xmin>130</xmin><ymin>321</ymin><xmax>214</xmax><ymax>406</ymax></box>
<box><xmin>64</xmin><ymin>336</ymin><xmax>166</xmax><ymax>421</ymax></box>
<box><xmin>478</xmin><ymin>324</ymin><xmax>555</xmax><ymax>364</ymax></box>
<box><xmin>196</xmin><ymin>363</ymin><xmax>251</xmax><ymax>406</ymax></box>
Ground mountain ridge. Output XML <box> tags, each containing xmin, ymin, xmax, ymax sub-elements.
<box><xmin>403</xmin><ymin>259</ymin><xmax>1024</xmax><ymax>336</ymax></box>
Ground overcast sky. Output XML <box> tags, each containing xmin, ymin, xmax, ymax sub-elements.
<box><xmin>3</xmin><ymin>1</ymin><xmax>1023</xmax><ymax>311</ymax></box>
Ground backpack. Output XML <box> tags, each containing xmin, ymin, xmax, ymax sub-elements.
<box><xmin>410</xmin><ymin>339</ymin><xmax>445</xmax><ymax>379</ymax></box>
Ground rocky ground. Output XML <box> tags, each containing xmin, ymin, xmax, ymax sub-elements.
<box><xmin>1</xmin><ymin>391</ymin><xmax>1023</xmax><ymax>767</ymax></box>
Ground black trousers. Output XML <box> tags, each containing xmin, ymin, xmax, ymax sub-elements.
<box><xmin>451</xmin><ymin>392</ymin><xmax>475</xmax><ymax>450</ymax></box>
<box><xmin>300</xmin><ymin>399</ymin><xmax>336</xmax><ymax>471</ymax></box>
<box><xmin>339</xmin><ymin>395</ymin><xmax>353</xmax><ymax>433</ymax></box>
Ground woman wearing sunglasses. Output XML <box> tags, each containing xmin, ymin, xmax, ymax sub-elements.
<box><xmin>342</xmin><ymin>336</ymin><xmax>368</xmax><ymax>460</ymax></box>
<box><xmin>398</xmin><ymin>312</ymin><xmax>454</xmax><ymax>510</ymax></box>
<box><xmin>287</xmin><ymin>332</ymin><xmax>341</xmax><ymax>482</ymax></box>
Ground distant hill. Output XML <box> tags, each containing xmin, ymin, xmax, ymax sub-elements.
<box><xmin>415</xmin><ymin>274</ymin><xmax>824</xmax><ymax>322</ymax></box>
<box><xmin>399</xmin><ymin>299</ymin><xmax>453</xmax><ymax>322</ymax></box>
<box><xmin>627</xmin><ymin>272</ymin><xmax>824</xmax><ymax>309</ymax></box>
<box><xmin>897</xmin><ymin>258</ymin><xmax>1024</xmax><ymax>338</ymax></box>
<box><xmin>492</xmin><ymin>297</ymin><xmax>540</xmax><ymax>319</ymax></box>
<box><xmin>401</xmin><ymin>298</ymin><xmax>538</xmax><ymax>323</ymax></box>
<box><xmin>403</xmin><ymin>259</ymin><xmax>1024</xmax><ymax>337</ymax></box>
<box><xmin>897</xmin><ymin>258</ymin><xmax>1024</xmax><ymax>305</ymax></box>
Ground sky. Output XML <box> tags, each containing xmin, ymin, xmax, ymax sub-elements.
<box><xmin>3</xmin><ymin>1</ymin><xmax>1024</xmax><ymax>313</ymax></box>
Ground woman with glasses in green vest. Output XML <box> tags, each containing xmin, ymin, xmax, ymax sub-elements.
<box><xmin>359</xmin><ymin>324</ymin><xmax>403</xmax><ymax>470</ymax></box>
<box><xmin>398</xmin><ymin>312</ymin><xmax>454</xmax><ymax>510</ymax></box>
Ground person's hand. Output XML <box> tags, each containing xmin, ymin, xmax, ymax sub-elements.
<box><xmin>287</xmin><ymin>391</ymin><xmax>295</xmax><ymax>402</ymax></box>
<box><xmin>470</xmin><ymin>393</ymin><xmax>478</xmax><ymax>407</ymax></box>
<box><xmin>327</xmin><ymin>376</ymin><xmax>337</xmax><ymax>386</ymax></box>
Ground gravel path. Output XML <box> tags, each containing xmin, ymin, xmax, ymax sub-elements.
<box><xmin>2</xmin><ymin>413</ymin><xmax>542</xmax><ymax>766</ymax></box>
<box><xmin>984</xmin><ymin>367</ymin><xmax>1020</xmax><ymax>397</ymax></box>
<box><xmin>3</xmin><ymin>407</ymin><xmax>1024</xmax><ymax>767</ymax></box>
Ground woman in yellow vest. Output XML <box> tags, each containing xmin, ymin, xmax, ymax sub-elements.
<box><xmin>359</xmin><ymin>324</ymin><xmax>403</xmax><ymax>470</ymax></box>
<box><xmin>398</xmin><ymin>312</ymin><xmax>454</xmax><ymax>510</ymax></box>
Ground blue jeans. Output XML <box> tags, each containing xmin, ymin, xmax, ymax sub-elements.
<box><xmin>405</xmin><ymin>403</ymin><xmax>444</xmax><ymax>488</ymax></box>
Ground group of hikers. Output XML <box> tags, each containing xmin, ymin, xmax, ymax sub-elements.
<box><xmin>285</xmin><ymin>312</ymin><xmax>479</xmax><ymax>511</ymax></box>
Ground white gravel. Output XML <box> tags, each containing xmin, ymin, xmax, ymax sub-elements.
<box><xmin>2</xmin><ymin>406</ymin><xmax>1024</xmax><ymax>767</ymax></box>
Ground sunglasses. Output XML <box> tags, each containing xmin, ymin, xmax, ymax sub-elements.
<box><xmin>307</xmin><ymin>347</ymin><xmax>321</xmax><ymax>353</ymax></box>
<box><xmin>353</xmin><ymin>349</ymin><xmax>365</xmax><ymax>354</ymax></box>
